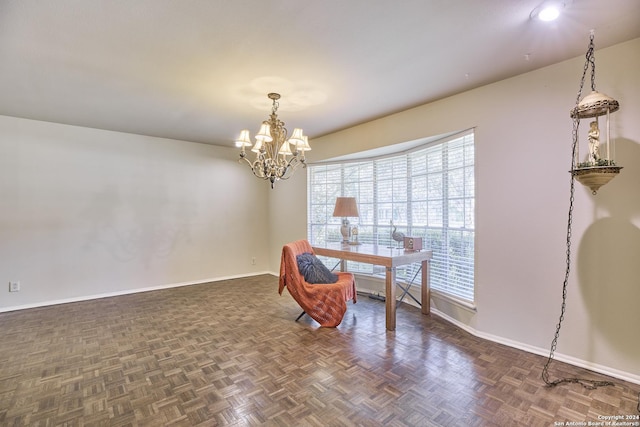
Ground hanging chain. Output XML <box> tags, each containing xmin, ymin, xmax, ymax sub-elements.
<box><xmin>540</xmin><ymin>30</ymin><xmax>614</xmax><ymax>391</ymax></box>
<box><xmin>587</xmin><ymin>32</ymin><xmax>597</xmax><ymax>92</ymax></box>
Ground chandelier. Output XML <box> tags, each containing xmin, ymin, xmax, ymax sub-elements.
<box><xmin>235</xmin><ymin>93</ymin><xmax>311</xmax><ymax>188</ymax></box>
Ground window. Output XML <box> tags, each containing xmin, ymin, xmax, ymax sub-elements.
<box><xmin>307</xmin><ymin>130</ymin><xmax>475</xmax><ymax>302</ymax></box>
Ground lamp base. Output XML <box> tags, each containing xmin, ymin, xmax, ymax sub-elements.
<box><xmin>340</xmin><ymin>219</ymin><xmax>351</xmax><ymax>244</ymax></box>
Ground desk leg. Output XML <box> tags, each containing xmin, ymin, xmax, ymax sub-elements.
<box><xmin>385</xmin><ymin>267</ymin><xmax>396</xmax><ymax>331</ymax></box>
<box><xmin>421</xmin><ymin>259</ymin><xmax>430</xmax><ymax>315</ymax></box>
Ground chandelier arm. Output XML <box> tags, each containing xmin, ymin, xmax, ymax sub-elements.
<box><xmin>253</xmin><ymin>158</ymin><xmax>268</xmax><ymax>179</ymax></box>
<box><xmin>279</xmin><ymin>157</ymin><xmax>307</xmax><ymax>180</ymax></box>
<box><xmin>245</xmin><ymin>156</ymin><xmax>277</xmax><ymax>181</ymax></box>
<box><xmin>238</xmin><ymin>156</ymin><xmax>250</xmax><ymax>165</ymax></box>
<box><xmin>239</xmin><ymin>156</ymin><xmax>270</xmax><ymax>180</ymax></box>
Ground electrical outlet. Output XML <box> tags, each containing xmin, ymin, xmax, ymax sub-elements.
<box><xmin>9</xmin><ymin>281</ymin><xmax>20</xmax><ymax>292</ymax></box>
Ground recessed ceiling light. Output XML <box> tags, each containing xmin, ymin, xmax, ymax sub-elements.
<box><xmin>531</xmin><ymin>2</ymin><xmax>564</xmax><ymax>22</ymax></box>
<box><xmin>538</xmin><ymin>5</ymin><xmax>560</xmax><ymax>21</ymax></box>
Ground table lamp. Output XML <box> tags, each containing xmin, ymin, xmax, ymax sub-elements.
<box><xmin>332</xmin><ymin>197</ymin><xmax>359</xmax><ymax>244</ymax></box>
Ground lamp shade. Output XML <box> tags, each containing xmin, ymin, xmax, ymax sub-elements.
<box><xmin>235</xmin><ymin>129</ymin><xmax>252</xmax><ymax>147</ymax></box>
<box><xmin>255</xmin><ymin>123</ymin><xmax>273</xmax><ymax>142</ymax></box>
<box><xmin>279</xmin><ymin>140</ymin><xmax>293</xmax><ymax>156</ymax></box>
<box><xmin>288</xmin><ymin>128</ymin><xmax>305</xmax><ymax>145</ymax></box>
<box><xmin>297</xmin><ymin>135</ymin><xmax>311</xmax><ymax>152</ymax></box>
<box><xmin>251</xmin><ymin>140</ymin><xmax>263</xmax><ymax>153</ymax></box>
<box><xmin>332</xmin><ymin>197</ymin><xmax>359</xmax><ymax>218</ymax></box>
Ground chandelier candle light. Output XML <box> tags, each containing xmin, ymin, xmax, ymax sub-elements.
<box><xmin>236</xmin><ymin>93</ymin><xmax>311</xmax><ymax>188</ymax></box>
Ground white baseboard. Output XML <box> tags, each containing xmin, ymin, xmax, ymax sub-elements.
<box><xmin>430</xmin><ymin>307</ymin><xmax>640</xmax><ymax>386</ymax></box>
<box><xmin>355</xmin><ymin>284</ymin><xmax>639</xmax><ymax>386</ymax></box>
<box><xmin>0</xmin><ymin>271</ymin><xmax>273</xmax><ymax>314</ymax></box>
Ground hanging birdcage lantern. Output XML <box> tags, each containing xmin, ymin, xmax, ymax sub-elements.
<box><xmin>569</xmin><ymin>31</ymin><xmax>622</xmax><ymax>195</ymax></box>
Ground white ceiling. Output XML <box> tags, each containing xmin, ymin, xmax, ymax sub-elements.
<box><xmin>0</xmin><ymin>0</ymin><xmax>639</xmax><ymax>147</ymax></box>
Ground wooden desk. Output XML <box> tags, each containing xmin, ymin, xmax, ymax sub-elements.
<box><xmin>312</xmin><ymin>243</ymin><xmax>433</xmax><ymax>331</ymax></box>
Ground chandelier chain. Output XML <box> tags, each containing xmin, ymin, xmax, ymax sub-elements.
<box><xmin>541</xmin><ymin>31</ymin><xmax>614</xmax><ymax>391</ymax></box>
<box><xmin>587</xmin><ymin>32</ymin><xmax>596</xmax><ymax>92</ymax></box>
<box><xmin>575</xmin><ymin>32</ymin><xmax>595</xmax><ymax>107</ymax></box>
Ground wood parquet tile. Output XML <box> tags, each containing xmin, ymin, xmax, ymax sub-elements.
<box><xmin>0</xmin><ymin>275</ymin><xmax>638</xmax><ymax>426</ymax></box>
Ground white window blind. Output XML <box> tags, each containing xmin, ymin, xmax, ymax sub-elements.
<box><xmin>307</xmin><ymin>130</ymin><xmax>475</xmax><ymax>302</ymax></box>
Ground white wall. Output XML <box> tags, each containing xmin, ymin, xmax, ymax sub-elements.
<box><xmin>269</xmin><ymin>38</ymin><xmax>640</xmax><ymax>382</ymax></box>
<box><xmin>0</xmin><ymin>116</ymin><xmax>270</xmax><ymax>311</ymax></box>
<box><xmin>268</xmin><ymin>170</ymin><xmax>308</xmax><ymax>272</ymax></box>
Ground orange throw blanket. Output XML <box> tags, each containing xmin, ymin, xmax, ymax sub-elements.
<box><xmin>279</xmin><ymin>240</ymin><xmax>357</xmax><ymax>327</ymax></box>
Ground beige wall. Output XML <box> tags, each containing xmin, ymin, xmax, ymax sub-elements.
<box><xmin>1</xmin><ymin>38</ymin><xmax>638</xmax><ymax>384</ymax></box>
<box><xmin>269</xmin><ymin>38</ymin><xmax>640</xmax><ymax>383</ymax></box>
<box><xmin>0</xmin><ymin>117</ymin><xmax>270</xmax><ymax>310</ymax></box>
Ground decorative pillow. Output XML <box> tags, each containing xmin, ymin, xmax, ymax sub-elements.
<box><xmin>296</xmin><ymin>252</ymin><xmax>339</xmax><ymax>284</ymax></box>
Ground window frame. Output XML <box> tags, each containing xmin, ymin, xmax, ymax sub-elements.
<box><xmin>307</xmin><ymin>129</ymin><xmax>475</xmax><ymax>303</ymax></box>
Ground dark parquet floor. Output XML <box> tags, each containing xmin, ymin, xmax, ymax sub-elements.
<box><xmin>0</xmin><ymin>275</ymin><xmax>638</xmax><ymax>426</ymax></box>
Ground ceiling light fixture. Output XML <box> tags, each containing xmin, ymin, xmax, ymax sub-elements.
<box><xmin>531</xmin><ymin>2</ymin><xmax>563</xmax><ymax>21</ymax></box>
<box><xmin>235</xmin><ymin>93</ymin><xmax>311</xmax><ymax>189</ymax></box>
<box><xmin>538</xmin><ymin>5</ymin><xmax>560</xmax><ymax>21</ymax></box>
